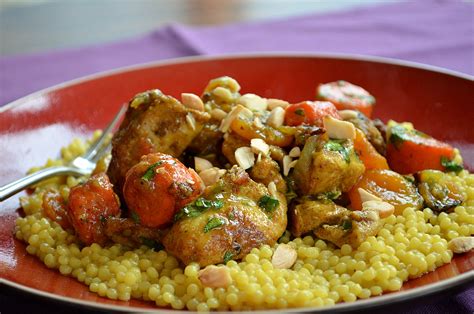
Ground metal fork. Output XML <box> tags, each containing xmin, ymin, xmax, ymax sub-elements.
<box><xmin>0</xmin><ymin>104</ymin><xmax>127</xmax><ymax>202</ymax></box>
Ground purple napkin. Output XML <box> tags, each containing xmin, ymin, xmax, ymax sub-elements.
<box><xmin>0</xmin><ymin>0</ymin><xmax>473</xmax><ymax>313</ymax></box>
<box><xmin>0</xmin><ymin>0</ymin><xmax>472</xmax><ymax>106</ymax></box>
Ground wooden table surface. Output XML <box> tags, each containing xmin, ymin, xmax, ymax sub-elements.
<box><xmin>0</xmin><ymin>0</ymin><xmax>385</xmax><ymax>56</ymax></box>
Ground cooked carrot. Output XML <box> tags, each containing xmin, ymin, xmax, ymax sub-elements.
<box><xmin>43</xmin><ymin>189</ymin><xmax>72</xmax><ymax>230</ymax></box>
<box><xmin>348</xmin><ymin>169</ymin><xmax>423</xmax><ymax>215</ymax></box>
<box><xmin>316</xmin><ymin>80</ymin><xmax>375</xmax><ymax>118</ymax></box>
<box><xmin>284</xmin><ymin>101</ymin><xmax>340</xmax><ymax>127</ymax></box>
<box><xmin>353</xmin><ymin>128</ymin><xmax>389</xmax><ymax>170</ymax></box>
<box><xmin>68</xmin><ymin>173</ymin><xmax>121</xmax><ymax>246</ymax></box>
<box><xmin>386</xmin><ymin>123</ymin><xmax>456</xmax><ymax>174</ymax></box>
<box><xmin>123</xmin><ymin>153</ymin><xmax>204</xmax><ymax>228</ymax></box>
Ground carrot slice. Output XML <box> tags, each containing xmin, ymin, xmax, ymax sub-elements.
<box><xmin>284</xmin><ymin>101</ymin><xmax>340</xmax><ymax>127</ymax></box>
<box><xmin>386</xmin><ymin>122</ymin><xmax>456</xmax><ymax>174</ymax></box>
<box><xmin>353</xmin><ymin>128</ymin><xmax>389</xmax><ymax>170</ymax></box>
<box><xmin>316</xmin><ymin>81</ymin><xmax>375</xmax><ymax>118</ymax></box>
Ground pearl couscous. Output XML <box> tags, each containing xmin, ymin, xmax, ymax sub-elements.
<box><xmin>14</xmin><ymin>132</ymin><xmax>474</xmax><ymax>311</ymax></box>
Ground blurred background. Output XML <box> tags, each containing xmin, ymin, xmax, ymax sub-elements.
<box><xmin>0</xmin><ymin>0</ymin><xmax>393</xmax><ymax>56</ymax></box>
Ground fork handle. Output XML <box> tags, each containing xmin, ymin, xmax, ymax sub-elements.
<box><xmin>0</xmin><ymin>167</ymin><xmax>81</xmax><ymax>202</ymax></box>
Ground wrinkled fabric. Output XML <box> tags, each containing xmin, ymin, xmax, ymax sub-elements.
<box><xmin>0</xmin><ymin>0</ymin><xmax>472</xmax><ymax>106</ymax></box>
<box><xmin>0</xmin><ymin>0</ymin><xmax>473</xmax><ymax>312</ymax></box>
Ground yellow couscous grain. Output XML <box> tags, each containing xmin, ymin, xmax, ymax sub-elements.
<box><xmin>13</xmin><ymin>135</ymin><xmax>474</xmax><ymax>311</ymax></box>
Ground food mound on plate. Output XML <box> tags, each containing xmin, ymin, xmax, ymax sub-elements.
<box><xmin>15</xmin><ymin>77</ymin><xmax>474</xmax><ymax>311</ymax></box>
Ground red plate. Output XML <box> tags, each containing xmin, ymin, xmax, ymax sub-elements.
<box><xmin>0</xmin><ymin>54</ymin><xmax>473</xmax><ymax>312</ymax></box>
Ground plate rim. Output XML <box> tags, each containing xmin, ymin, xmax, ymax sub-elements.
<box><xmin>1</xmin><ymin>52</ymin><xmax>473</xmax><ymax>114</ymax></box>
<box><xmin>1</xmin><ymin>269</ymin><xmax>473</xmax><ymax>313</ymax></box>
<box><xmin>1</xmin><ymin>52</ymin><xmax>473</xmax><ymax>312</ymax></box>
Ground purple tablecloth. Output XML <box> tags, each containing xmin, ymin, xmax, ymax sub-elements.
<box><xmin>0</xmin><ymin>0</ymin><xmax>473</xmax><ymax>313</ymax></box>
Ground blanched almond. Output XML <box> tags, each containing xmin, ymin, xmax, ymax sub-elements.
<box><xmin>323</xmin><ymin>116</ymin><xmax>356</xmax><ymax>140</ymax></box>
<box><xmin>448</xmin><ymin>237</ymin><xmax>474</xmax><ymax>254</ymax></box>
<box><xmin>213</xmin><ymin>87</ymin><xmax>233</xmax><ymax>102</ymax></box>
<box><xmin>198</xmin><ymin>265</ymin><xmax>232</xmax><ymax>288</ymax></box>
<box><xmin>267</xmin><ymin>107</ymin><xmax>285</xmax><ymax>128</ymax></box>
<box><xmin>238</xmin><ymin>93</ymin><xmax>268</xmax><ymax>112</ymax></box>
<box><xmin>358</xmin><ymin>188</ymin><xmax>382</xmax><ymax>203</ymax></box>
<box><xmin>267</xmin><ymin>98</ymin><xmax>290</xmax><ymax>110</ymax></box>
<box><xmin>362</xmin><ymin>200</ymin><xmax>394</xmax><ymax>219</ymax></box>
<box><xmin>194</xmin><ymin>157</ymin><xmax>213</xmax><ymax>173</ymax></box>
<box><xmin>186</xmin><ymin>113</ymin><xmax>196</xmax><ymax>131</ymax></box>
<box><xmin>250</xmin><ymin>138</ymin><xmax>270</xmax><ymax>155</ymax></box>
<box><xmin>338</xmin><ymin>109</ymin><xmax>359</xmax><ymax>120</ymax></box>
<box><xmin>181</xmin><ymin>93</ymin><xmax>204</xmax><ymax>111</ymax></box>
<box><xmin>253</xmin><ymin>117</ymin><xmax>264</xmax><ymax>128</ymax></box>
<box><xmin>220</xmin><ymin>105</ymin><xmax>248</xmax><ymax>132</ymax></box>
<box><xmin>272</xmin><ymin>244</ymin><xmax>297</xmax><ymax>269</ymax></box>
<box><xmin>289</xmin><ymin>147</ymin><xmax>301</xmax><ymax>158</ymax></box>
<box><xmin>210</xmin><ymin>108</ymin><xmax>227</xmax><ymax>121</ymax></box>
<box><xmin>267</xmin><ymin>182</ymin><xmax>278</xmax><ymax>197</ymax></box>
<box><xmin>235</xmin><ymin>147</ymin><xmax>255</xmax><ymax>170</ymax></box>
<box><xmin>283</xmin><ymin>155</ymin><xmax>294</xmax><ymax>176</ymax></box>
<box><xmin>199</xmin><ymin>167</ymin><xmax>226</xmax><ymax>186</ymax></box>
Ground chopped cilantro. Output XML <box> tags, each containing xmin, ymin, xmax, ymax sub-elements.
<box><xmin>342</xmin><ymin>219</ymin><xmax>352</xmax><ymax>230</ymax></box>
<box><xmin>441</xmin><ymin>157</ymin><xmax>463</xmax><ymax>173</ymax></box>
<box><xmin>140</xmin><ymin>237</ymin><xmax>164</xmax><ymax>250</ymax></box>
<box><xmin>294</xmin><ymin>108</ymin><xmax>305</xmax><ymax>116</ymax></box>
<box><xmin>223</xmin><ymin>251</ymin><xmax>234</xmax><ymax>264</ymax></box>
<box><xmin>141</xmin><ymin>161</ymin><xmax>163</xmax><ymax>181</ymax></box>
<box><xmin>203</xmin><ymin>217</ymin><xmax>226</xmax><ymax>233</ymax></box>
<box><xmin>389</xmin><ymin>125</ymin><xmax>407</xmax><ymax>149</ymax></box>
<box><xmin>324</xmin><ymin>140</ymin><xmax>351</xmax><ymax>163</ymax></box>
<box><xmin>130</xmin><ymin>211</ymin><xmax>140</xmax><ymax>224</ymax></box>
<box><xmin>258</xmin><ymin>195</ymin><xmax>280</xmax><ymax>213</ymax></box>
<box><xmin>174</xmin><ymin>198</ymin><xmax>224</xmax><ymax>221</ymax></box>
<box><xmin>320</xmin><ymin>190</ymin><xmax>341</xmax><ymax>200</ymax></box>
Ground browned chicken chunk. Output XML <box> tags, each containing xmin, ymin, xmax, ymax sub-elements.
<box><xmin>290</xmin><ymin>199</ymin><xmax>381</xmax><ymax>248</ymax></box>
<box><xmin>107</xmin><ymin>90</ymin><xmax>210</xmax><ymax>195</ymax></box>
<box><xmin>291</xmin><ymin>135</ymin><xmax>365</xmax><ymax>196</ymax></box>
<box><xmin>162</xmin><ymin>166</ymin><xmax>287</xmax><ymax>266</ymax></box>
<box><xmin>250</xmin><ymin>155</ymin><xmax>287</xmax><ymax>193</ymax></box>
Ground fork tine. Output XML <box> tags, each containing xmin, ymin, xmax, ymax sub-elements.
<box><xmin>82</xmin><ymin>104</ymin><xmax>127</xmax><ymax>161</ymax></box>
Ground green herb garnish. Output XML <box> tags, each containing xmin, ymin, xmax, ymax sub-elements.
<box><xmin>204</xmin><ymin>217</ymin><xmax>226</xmax><ymax>233</ymax></box>
<box><xmin>294</xmin><ymin>108</ymin><xmax>305</xmax><ymax>116</ymax></box>
<box><xmin>130</xmin><ymin>211</ymin><xmax>140</xmax><ymax>224</ymax></box>
<box><xmin>258</xmin><ymin>195</ymin><xmax>280</xmax><ymax>213</ymax></box>
<box><xmin>441</xmin><ymin>157</ymin><xmax>463</xmax><ymax>173</ymax></box>
<box><xmin>140</xmin><ymin>237</ymin><xmax>164</xmax><ymax>250</ymax></box>
<box><xmin>388</xmin><ymin>125</ymin><xmax>407</xmax><ymax>149</ymax></box>
<box><xmin>319</xmin><ymin>190</ymin><xmax>341</xmax><ymax>200</ymax></box>
<box><xmin>223</xmin><ymin>251</ymin><xmax>234</xmax><ymax>264</ymax></box>
<box><xmin>141</xmin><ymin>161</ymin><xmax>163</xmax><ymax>181</ymax></box>
<box><xmin>342</xmin><ymin>219</ymin><xmax>352</xmax><ymax>230</ymax></box>
<box><xmin>325</xmin><ymin>140</ymin><xmax>350</xmax><ymax>163</ymax></box>
<box><xmin>174</xmin><ymin>198</ymin><xmax>224</xmax><ymax>221</ymax></box>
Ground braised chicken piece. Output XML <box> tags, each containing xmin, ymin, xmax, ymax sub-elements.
<box><xmin>291</xmin><ymin>135</ymin><xmax>365</xmax><ymax>196</ymax></box>
<box><xmin>186</xmin><ymin>122</ymin><xmax>224</xmax><ymax>160</ymax></box>
<box><xmin>339</xmin><ymin>110</ymin><xmax>386</xmax><ymax>156</ymax></box>
<box><xmin>290</xmin><ymin>199</ymin><xmax>381</xmax><ymax>248</ymax></box>
<box><xmin>104</xmin><ymin>217</ymin><xmax>166</xmax><ymax>249</ymax></box>
<box><xmin>249</xmin><ymin>155</ymin><xmax>287</xmax><ymax>194</ymax></box>
<box><xmin>162</xmin><ymin>166</ymin><xmax>287</xmax><ymax>266</ymax></box>
<box><xmin>222</xmin><ymin>131</ymin><xmax>250</xmax><ymax>165</ymax></box>
<box><xmin>107</xmin><ymin>90</ymin><xmax>210</xmax><ymax>196</ymax></box>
